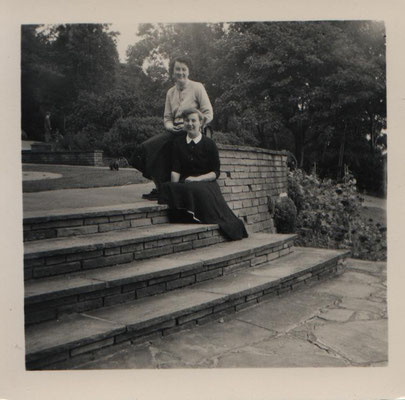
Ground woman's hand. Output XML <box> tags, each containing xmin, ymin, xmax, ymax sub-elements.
<box><xmin>170</xmin><ymin>125</ymin><xmax>184</xmax><ymax>133</ymax></box>
<box><xmin>171</xmin><ymin>171</ymin><xmax>181</xmax><ymax>183</ymax></box>
<box><xmin>164</xmin><ymin>121</ymin><xmax>184</xmax><ymax>133</ymax></box>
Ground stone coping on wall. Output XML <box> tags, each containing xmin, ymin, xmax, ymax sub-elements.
<box><xmin>22</xmin><ymin>149</ymin><xmax>104</xmax><ymax>167</ymax></box>
<box><xmin>22</xmin><ymin>150</ymin><xmax>104</xmax><ymax>155</ymax></box>
<box><xmin>22</xmin><ymin>145</ymin><xmax>287</xmax><ymax>163</ymax></box>
<box><xmin>217</xmin><ymin>143</ymin><xmax>288</xmax><ymax>156</ymax></box>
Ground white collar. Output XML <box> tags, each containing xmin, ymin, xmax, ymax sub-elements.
<box><xmin>186</xmin><ymin>133</ymin><xmax>202</xmax><ymax>144</ymax></box>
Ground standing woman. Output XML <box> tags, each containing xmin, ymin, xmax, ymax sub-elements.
<box><xmin>136</xmin><ymin>56</ymin><xmax>213</xmax><ymax>200</ymax></box>
<box><xmin>159</xmin><ymin>108</ymin><xmax>248</xmax><ymax>241</ymax></box>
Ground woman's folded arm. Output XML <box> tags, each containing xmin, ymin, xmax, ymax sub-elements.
<box><xmin>185</xmin><ymin>171</ymin><xmax>217</xmax><ymax>182</ymax></box>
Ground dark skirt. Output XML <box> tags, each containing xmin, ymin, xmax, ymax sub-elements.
<box><xmin>134</xmin><ymin>130</ymin><xmax>186</xmax><ymax>184</ymax></box>
<box><xmin>158</xmin><ymin>180</ymin><xmax>248</xmax><ymax>241</ymax></box>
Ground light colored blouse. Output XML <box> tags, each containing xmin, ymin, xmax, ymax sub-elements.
<box><xmin>164</xmin><ymin>79</ymin><xmax>213</xmax><ymax>130</ymax></box>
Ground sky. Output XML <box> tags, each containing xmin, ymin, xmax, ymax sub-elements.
<box><xmin>37</xmin><ymin>23</ymin><xmax>141</xmax><ymax>63</ymax></box>
<box><xmin>109</xmin><ymin>23</ymin><xmax>141</xmax><ymax>63</ymax></box>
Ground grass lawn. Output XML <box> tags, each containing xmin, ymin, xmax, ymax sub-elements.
<box><xmin>360</xmin><ymin>195</ymin><xmax>386</xmax><ymax>228</ymax></box>
<box><xmin>22</xmin><ymin>164</ymin><xmax>147</xmax><ymax>193</ymax></box>
<box><xmin>360</xmin><ymin>205</ymin><xmax>386</xmax><ymax>228</ymax></box>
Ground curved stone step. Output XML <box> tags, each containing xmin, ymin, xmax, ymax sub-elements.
<box><xmin>23</xmin><ymin>202</ymin><xmax>169</xmax><ymax>242</ymax></box>
<box><xmin>25</xmin><ymin>247</ymin><xmax>349</xmax><ymax>370</ymax></box>
<box><xmin>24</xmin><ymin>233</ymin><xmax>297</xmax><ymax>324</ymax></box>
<box><xmin>24</xmin><ymin>223</ymin><xmax>226</xmax><ymax>280</ymax></box>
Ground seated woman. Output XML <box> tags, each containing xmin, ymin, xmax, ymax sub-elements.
<box><xmin>158</xmin><ymin>108</ymin><xmax>248</xmax><ymax>241</ymax></box>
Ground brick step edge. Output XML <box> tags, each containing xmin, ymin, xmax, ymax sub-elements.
<box><xmin>24</xmin><ymin>224</ymin><xmax>225</xmax><ymax>281</ymax></box>
<box><xmin>24</xmin><ymin>203</ymin><xmax>170</xmax><ymax>242</ymax></box>
<box><xmin>26</xmin><ymin>249</ymin><xmax>349</xmax><ymax>370</ymax></box>
<box><xmin>25</xmin><ymin>235</ymin><xmax>297</xmax><ymax>325</ymax></box>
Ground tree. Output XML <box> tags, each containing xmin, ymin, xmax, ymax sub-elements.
<box><xmin>21</xmin><ymin>25</ymin><xmax>63</xmax><ymax>139</ymax></box>
<box><xmin>126</xmin><ymin>23</ymin><xmax>226</xmax><ymax>109</ymax></box>
<box><xmin>212</xmin><ymin>21</ymin><xmax>386</xmax><ymax>188</ymax></box>
<box><xmin>21</xmin><ymin>24</ymin><xmax>120</xmax><ymax>139</ymax></box>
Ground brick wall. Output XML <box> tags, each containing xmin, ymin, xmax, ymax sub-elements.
<box><xmin>217</xmin><ymin>144</ymin><xmax>288</xmax><ymax>233</ymax></box>
<box><xmin>22</xmin><ymin>150</ymin><xmax>104</xmax><ymax>166</ymax></box>
<box><xmin>22</xmin><ymin>145</ymin><xmax>288</xmax><ymax>232</ymax></box>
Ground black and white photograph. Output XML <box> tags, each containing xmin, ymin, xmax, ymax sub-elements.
<box><xmin>1</xmin><ymin>0</ymin><xmax>404</xmax><ymax>399</ymax></box>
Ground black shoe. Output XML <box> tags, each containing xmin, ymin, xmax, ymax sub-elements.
<box><xmin>142</xmin><ymin>188</ymin><xmax>159</xmax><ymax>200</ymax></box>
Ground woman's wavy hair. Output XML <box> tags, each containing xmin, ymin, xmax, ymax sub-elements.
<box><xmin>181</xmin><ymin>108</ymin><xmax>204</xmax><ymax>123</ymax></box>
<box><xmin>169</xmin><ymin>55</ymin><xmax>193</xmax><ymax>77</ymax></box>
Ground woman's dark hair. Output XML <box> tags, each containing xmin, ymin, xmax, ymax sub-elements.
<box><xmin>181</xmin><ymin>108</ymin><xmax>204</xmax><ymax>122</ymax></box>
<box><xmin>169</xmin><ymin>56</ymin><xmax>193</xmax><ymax>77</ymax></box>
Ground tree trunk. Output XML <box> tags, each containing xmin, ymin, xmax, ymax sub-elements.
<box><xmin>337</xmin><ymin>122</ymin><xmax>347</xmax><ymax>180</ymax></box>
<box><xmin>293</xmin><ymin>129</ymin><xmax>305</xmax><ymax>169</ymax></box>
<box><xmin>367</xmin><ymin>110</ymin><xmax>378</xmax><ymax>153</ymax></box>
<box><xmin>256</xmin><ymin>124</ymin><xmax>266</xmax><ymax>148</ymax></box>
<box><xmin>272</xmin><ymin>129</ymin><xmax>278</xmax><ymax>150</ymax></box>
<box><xmin>371</xmin><ymin>114</ymin><xmax>377</xmax><ymax>152</ymax></box>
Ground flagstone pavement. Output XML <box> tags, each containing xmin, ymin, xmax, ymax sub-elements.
<box><xmin>69</xmin><ymin>258</ymin><xmax>387</xmax><ymax>369</ymax></box>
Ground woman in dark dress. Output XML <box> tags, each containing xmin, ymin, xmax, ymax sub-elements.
<box><xmin>158</xmin><ymin>108</ymin><xmax>248</xmax><ymax>241</ymax></box>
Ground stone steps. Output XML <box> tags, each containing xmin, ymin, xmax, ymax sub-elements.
<box><xmin>23</xmin><ymin>202</ymin><xmax>169</xmax><ymax>242</ymax></box>
<box><xmin>25</xmin><ymin>246</ymin><xmax>349</xmax><ymax>370</ymax></box>
<box><xmin>24</xmin><ymin>223</ymin><xmax>228</xmax><ymax>280</ymax></box>
<box><xmin>23</xmin><ymin>145</ymin><xmax>301</xmax><ymax>369</ymax></box>
<box><xmin>24</xmin><ymin>233</ymin><xmax>296</xmax><ymax>325</ymax></box>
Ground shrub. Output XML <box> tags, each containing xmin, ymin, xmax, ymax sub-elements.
<box><xmin>287</xmin><ymin>174</ymin><xmax>304</xmax><ymax>214</ymax></box>
<box><xmin>99</xmin><ymin>116</ymin><xmax>162</xmax><ymax>157</ymax></box>
<box><xmin>274</xmin><ymin>197</ymin><xmax>297</xmax><ymax>233</ymax></box>
<box><xmin>213</xmin><ymin>128</ymin><xmax>260</xmax><ymax>147</ymax></box>
<box><xmin>213</xmin><ymin>131</ymin><xmax>243</xmax><ymax>145</ymax></box>
<box><xmin>288</xmin><ymin>169</ymin><xmax>386</xmax><ymax>261</ymax></box>
<box><xmin>110</xmin><ymin>116</ymin><xmax>161</xmax><ymax>143</ymax></box>
<box><xmin>100</xmin><ymin>129</ymin><xmax>122</xmax><ymax>156</ymax></box>
<box><xmin>71</xmin><ymin>124</ymin><xmax>102</xmax><ymax>151</ymax></box>
<box><xmin>66</xmin><ymin>115</ymin><xmax>165</xmax><ymax>158</ymax></box>
<box><xmin>66</xmin><ymin>89</ymin><xmax>148</xmax><ymax>135</ymax></box>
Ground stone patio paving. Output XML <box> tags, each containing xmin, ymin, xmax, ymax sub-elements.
<box><xmin>71</xmin><ymin>258</ymin><xmax>387</xmax><ymax>369</ymax></box>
